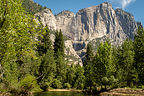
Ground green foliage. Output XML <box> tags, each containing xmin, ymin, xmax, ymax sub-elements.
<box><xmin>84</xmin><ymin>43</ymin><xmax>94</xmax><ymax>67</ymax></box>
<box><xmin>108</xmin><ymin>75</ymin><xmax>118</xmax><ymax>87</ymax></box>
<box><xmin>19</xmin><ymin>74</ymin><xmax>41</xmax><ymax>92</ymax></box>
<box><xmin>93</xmin><ymin>40</ymin><xmax>116</xmax><ymax>88</ymax></box>
<box><xmin>74</xmin><ymin>64</ymin><xmax>85</xmax><ymax>89</ymax></box>
<box><xmin>56</xmin><ymin>55</ymin><xmax>67</xmax><ymax>83</ymax></box>
<box><xmin>102</xmin><ymin>77</ymin><xmax>109</xmax><ymax>86</ymax></box>
<box><xmin>0</xmin><ymin>0</ymin><xmax>39</xmax><ymax>94</ymax></box>
<box><xmin>37</xmin><ymin>27</ymin><xmax>56</xmax><ymax>91</ymax></box>
<box><xmin>84</xmin><ymin>43</ymin><xmax>94</xmax><ymax>89</ymax></box>
<box><xmin>22</xmin><ymin>0</ymin><xmax>47</xmax><ymax>14</ymax></box>
<box><xmin>116</xmin><ymin>39</ymin><xmax>137</xmax><ymax>87</ymax></box>
<box><xmin>52</xmin><ymin>79</ymin><xmax>62</xmax><ymax>89</ymax></box>
<box><xmin>66</xmin><ymin>64</ymin><xmax>76</xmax><ymax>87</ymax></box>
<box><xmin>54</xmin><ymin>30</ymin><xmax>67</xmax><ymax>84</ymax></box>
<box><xmin>54</xmin><ymin>30</ymin><xmax>65</xmax><ymax>58</ymax></box>
<box><xmin>64</xmin><ymin>83</ymin><xmax>71</xmax><ymax>89</ymax></box>
<box><xmin>84</xmin><ymin>63</ymin><xmax>95</xmax><ymax>89</ymax></box>
<box><xmin>134</xmin><ymin>27</ymin><xmax>144</xmax><ymax>84</ymax></box>
<box><xmin>101</xmin><ymin>76</ymin><xmax>118</xmax><ymax>89</ymax></box>
<box><xmin>1</xmin><ymin>0</ymin><xmax>144</xmax><ymax>93</ymax></box>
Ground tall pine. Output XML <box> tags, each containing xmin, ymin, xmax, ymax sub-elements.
<box><xmin>54</xmin><ymin>30</ymin><xmax>66</xmax><ymax>85</ymax></box>
<box><xmin>38</xmin><ymin>28</ymin><xmax>56</xmax><ymax>91</ymax></box>
<box><xmin>134</xmin><ymin>26</ymin><xmax>144</xmax><ymax>84</ymax></box>
<box><xmin>117</xmin><ymin>39</ymin><xmax>137</xmax><ymax>87</ymax></box>
<box><xmin>84</xmin><ymin>43</ymin><xmax>95</xmax><ymax>89</ymax></box>
<box><xmin>93</xmin><ymin>40</ymin><xmax>116</xmax><ymax>88</ymax></box>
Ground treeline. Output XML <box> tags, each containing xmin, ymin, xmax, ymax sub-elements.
<box><xmin>1</xmin><ymin>0</ymin><xmax>144</xmax><ymax>96</ymax></box>
<box><xmin>0</xmin><ymin>0</ymin><xmax>84</xmax><ymax>95</ymax></box>
<box><xmin>84</xmin><ymin>26</ymin><xmax>144</xmax><ymax>92</ymax></box>
<box><xmin>22</xmin><ymin>0</ymin><xmax>47</xmax><ymax>14</ymax></box>
<box><xmin>37</xmin><ymin>28</ymin><xmax>85</xmax><ymax>91</ymax></box>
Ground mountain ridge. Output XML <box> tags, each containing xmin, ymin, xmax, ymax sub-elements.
<box><xmin>35</xmin><ymin>2</ymin><xmax>138</xmax><ymax>62</ymax></box>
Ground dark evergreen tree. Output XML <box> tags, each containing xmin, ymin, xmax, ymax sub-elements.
<box><xmin>134</xmin><ymin>27</ymin><xmax>144</xmax><ymax>84</ymax></box>
<box><xmin>54</xmin><ymin>30</ymin><xmax>65</xmax><ymax>58</ymax></box>
<box><xmin>93</xmin><ymin>41</ymin><xmax>116</xmax><ymax>89</ymax></box>
<box><xmin>116</xmin><ymin>39</ymin><xmax>137</xmax><ymax>87</ymax></box>
<box><xmin>38</xmin><ymin>28</ymin><xmax>56</xmax><ymax>91</ymax></box>
<box><xmin>84</xmin><ymin>43</ymin><xmax>95</xmax><ymax>90</ymax></box>
<box><xmin>83</xmin><ymin>43</ymin><xmax>94</xmax><ymax>67</ymax></box>
<box><xmin>54</xmin><ymin>30</ymin><xmax>66</xmax><ymax>85</ymax></box>
<box><xmin>66</xmin><ymin>64</ymin><xmax>76</xmax><ymax>87</ymax></box>
<box><xmin>74</xmin><ymin>64</ymin><xmax>85</xmax><ymax>89</ymax></box>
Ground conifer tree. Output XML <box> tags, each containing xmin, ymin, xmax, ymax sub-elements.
<box><xmin>84</xmin><ymin>43</ymin><xmax>94</xmax><ymax>89</ymax></box>
<box><xmin>117</xmin><ymin>39</ymin><xmax>137</xmax><ymax>87</ymax></box>
<box><xmin>54</xmin><ymin>30</ymin><xmax>66</xmax><ymax>84</ymax></box>
<box><xmin>74</xmin><ymin>64</ymin><xmax>85</xmax><ymax>89</ymax></box>
<box><xmin>66</xmin><ymin>64</ymin><xmax>76</xmax><ymax>87</ymax></box>
<box><xmin>93</xmin><ymin>40</ymin><xmax>116</xmax><ymax>88</ymax></box>
<box><xmin>134</xmin><ymin>27</ymin><xmax>144</xmax><ymax>84</ymax></box>
<box><xmin>54</xmin><ymin>30</ymin><xmax>65</xmax><ymax>58</ymax></box>
<box><xmin>83</xmin><ymin>43</ymin><xmax>94</xmax><ymax>67</ymax></box>
<box><xmin>38</xmin><ymin>28</ymin><xmax>56</xmax><ymax>91</ymax></box>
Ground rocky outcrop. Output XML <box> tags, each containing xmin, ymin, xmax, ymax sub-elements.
<box><xmin>35</xmin><ymin>2</ymin><xmax>138</xmax><ymax>62</ymax></box>
<box><xmin>50</xmin><ymin>34</ymin><xmax>82</xmax><ymax>65</ymax></box>
<box><xmin>65</xmin><ymin>40</ymin><xmax>82</xmax><ymax>65</ymax></box>
<box><xmin>55</xmin><ymin>11</ymin><xmax>75</xmax><ymax>38</ymax></box>
<box><xmin>35</xmin><ymin>8</ymin><xmax>57</xmax><ymax>30</ymax></box>
<box><xmin>70</xmin><ymin>2</ymin><xmax>137</xmax><ymax>44</ymax></box>
<box><xmin>115</xmin><ymin>8</ymin><xmax>137</xmax><ymax>40</ymax></box>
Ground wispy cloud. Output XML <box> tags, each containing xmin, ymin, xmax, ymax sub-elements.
<box><xmin>109</xmin><ymin>0</ymin><xmax>136</xmax><ymax>9</ymax></box>
<box><xmin>121</xmin><ymin>0</ymin><xmax>136</xmax><ymax>9</ymax></box>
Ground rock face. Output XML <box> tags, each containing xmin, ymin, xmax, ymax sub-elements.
<box><xmin>35</xmin><ymin>9</ymin><xmax>57</xmax><ymax>30</ymax></box>
<box><xmin>35</xmin><ymin>2</ymin><xmax>138</xmax><ymax>63</ymax></box>
<box><xmin>70</xmin><ymin>2</ymin><xmax>137</xmax><ymax>44</ymax></box>
<box><xmin>115</xmin><ymin>8</ymin><xmax>137</xmax><ymax>40</ymax></box>
<box><xmin>55</xmin><ymin>11</ymin><xmax>75</xmax><ymax>38</ymax></box>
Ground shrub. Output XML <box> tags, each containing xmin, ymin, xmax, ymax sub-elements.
<box><xmin>19</xmin><ymin>74</ymin><xmax>41</xmax><ymax>94</ymax></box>
<box><xmin>102</xmin><ymin>77</ymin><xmax>109</xmax><ymax>85</ymax></box>
<box><xmin>64</xmin><ymin>83</ymin><xmax>71</xmax><ymax>89</ymax></box>
<box><xmin>52</xmin><ymin>79</ymin><xmax>62</xmax><ymax>89</ymax></box>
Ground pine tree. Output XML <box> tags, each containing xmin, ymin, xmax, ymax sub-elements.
<box><xmin>93</xmin><ymin>40</ymin><xmax>116</xmax><ymax>88</ymax></box>
<box><xmin>117</xmin><ymin>39</ymin><xmax>137</xmax><ymax>87</ymax></box>
<box><xmin>66</xmin><ymin>64</ymin><xmax>76</xmax><ymax>87</ymax></box>
<box><xmin>83</xmin><ymin>43</ymin><xmax>94</xmax><ymax>67</ymax></box>
<box><xmin>74</xmin><ymin>64</ymin><xmax>85</xmax><ymax>89</ymax></box>
<box><xmin>54</xmin><ymin>30</ymin><xmax>66</xmax><ymax>84</ymax></box>
<box><xmin>38</xmin><ymin>28</ymin><xmax>56</xmax><ymax>91</ymax></box>
<box><xmin>84</xmin><ymin>43</ymin><xmax>94</xmax><ymax>89</ymax></box>
<box><xmin>54</xmin><ymin>30</ymin><xmax>65</xmax><ymax>58</ymax></box>
<box><xmin>134</xmin><ymin>27</ymin><xmax>144</xmax><ymax>84</ymax></box>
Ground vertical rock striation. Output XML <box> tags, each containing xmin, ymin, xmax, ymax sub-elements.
<box><xmin>35</xmin><ymin>2</ymin><xmax>138</xmax><ymax>62</ymax></box>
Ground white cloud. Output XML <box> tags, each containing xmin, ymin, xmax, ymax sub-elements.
<box><xmin>109</xmin><ymin>0</ymin><xmax>136</xmax><ymax>9</ymax></box>
<box><xmin>121</xmin><ymin>0</ymin><xmax>136</xmax><ymax>9</ymax></box>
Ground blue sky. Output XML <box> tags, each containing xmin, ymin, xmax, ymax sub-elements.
<box><xmin>33</xmin><ymin>0</ymin><xmax>144</xmax><ymax>25</ymax></box>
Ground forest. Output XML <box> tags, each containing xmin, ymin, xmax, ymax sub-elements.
<box><xmin>22</xmin><ymin>0</ymin><xmax>47</xmax><ymax>14</ymax></box>
<box><xmin>0</xmin><ymin>0</ymin><xmax>144</xmax><ymax>96</ymax></box>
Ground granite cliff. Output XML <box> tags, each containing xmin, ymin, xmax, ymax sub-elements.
<box><xmin>35</xmin><ymin>2</ymin><xmax>138</xmax><ymax>63</ymax></box>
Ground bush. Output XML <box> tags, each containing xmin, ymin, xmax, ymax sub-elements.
<box><xmin>102</xmin><ymin>77</ymin><xmax>109</xmax><ymax>85</ymax></box>
<box><xmin>19</xmin><ymin>74</ymin><xmax>41</xmax><ymax>94</ymax></box>
<box><xmin>52</xmin><ymin>79</ymin><xmax>62</xmax><ymax>89</ymax></box>
<box><xmin>64</xmin><ymin>83</ymin><xmax>71</xmax><ymax>89</ymax></box>
<box><xmin>79</xmin><ymin>83</ymin><xmax>84</xmax><ymax>90</ymax></box>
<box><xmin>109</xmin><ymin>75</ymin><xmax>118</xmax><ymax>88</ymax></box>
